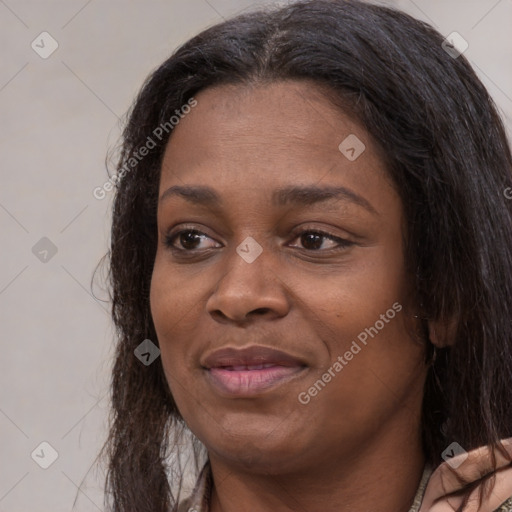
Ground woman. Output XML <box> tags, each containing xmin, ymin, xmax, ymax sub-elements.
<box><xmin>98</xmin><ymin>1</ymin><xmax>512</xmax><ymax>511</ymax></box>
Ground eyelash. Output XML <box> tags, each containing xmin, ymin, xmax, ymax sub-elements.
<box><xmin>163</xmin><ymin>227</ymin><xmax>354</xmax><ymax>254</ymax></box>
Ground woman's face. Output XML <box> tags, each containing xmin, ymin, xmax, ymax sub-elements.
<box><xmin>150</xmin><ymin>81</ymin><xmax>428</xmax><ymax>474</ymax></box>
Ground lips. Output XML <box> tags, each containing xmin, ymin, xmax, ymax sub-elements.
<box><xmin>202</xmin><ymin>345</ymin><xmax>307</xmax><ymax>396</ymax></box>
<box><xmin>221</xmin><ymin>363</ymin><xmax>278</xmax><ymax>371</ymax></box>
<box><xmin>202</xmin><ymin>345</ymin><xmax>305</xmax><ymax>369</ymax></box>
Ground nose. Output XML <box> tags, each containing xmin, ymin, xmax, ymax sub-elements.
<box><xmin>205</xmin><ymin>241</ymin><xmax>290</xmax><ymax>324</ymax></box>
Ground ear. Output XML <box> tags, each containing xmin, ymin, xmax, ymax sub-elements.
<box><xmin>427</xmin><ymin>316</ymin><xmax>458</xmax><ymax>348</ymax></box>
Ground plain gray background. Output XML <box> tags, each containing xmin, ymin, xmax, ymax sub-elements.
<box><xmin>1</xmin><ymin>0</ymin><xmax>511</xmax><ymax>510</ymax></box>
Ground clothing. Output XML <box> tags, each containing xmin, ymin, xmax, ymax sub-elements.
<box><xmin>177</xmin><ymin>456</ymin><xmax>512</xmax><ymax>512</ymax></box>
<box><xmin>177</xmin><ymin>461</ymin><xmax>212</xmax><ymax>512</ymax></box>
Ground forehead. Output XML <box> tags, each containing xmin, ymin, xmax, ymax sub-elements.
<box><xmin>159</xmin><ymin>80</ymin><xmax>392</xmax><ymax>204</ymax></box>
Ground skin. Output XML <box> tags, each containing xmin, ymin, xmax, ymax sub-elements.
<box><xmin>150</xmin><ymin>80</ymin><xmax>431</xmax><ymax>512</ymax></box>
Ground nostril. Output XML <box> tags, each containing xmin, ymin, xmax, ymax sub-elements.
<box><xmin>210</xmin><ymin>307</ymin><xmax>274</xmax><ymax>323</ymax></box>
<box><xmin>252</xmin><ymin>308</ymin><xmax>271</xmax><ymax>315</ymax></box>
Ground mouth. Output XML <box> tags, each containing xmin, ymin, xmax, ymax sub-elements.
<box><xmin>202</xmin><ymin>345</ymin><xmax>308</xmax><ymax>397</ymax></box>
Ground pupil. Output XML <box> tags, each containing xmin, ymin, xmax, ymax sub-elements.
<box><xmin>182</xmin><ymin>232</ymin><xmax>200</xmax><ymax>249</ymax></box>
<box><xmin>302</xmin><ymin>233</ymin><xmax>322</xmax><ymax>250</ymax></box>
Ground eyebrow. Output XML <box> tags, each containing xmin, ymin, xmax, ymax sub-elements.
<box><xmin>159</xmin><ymin>184</ymin><xmax>378</xmax><ymax>215</ymax></box>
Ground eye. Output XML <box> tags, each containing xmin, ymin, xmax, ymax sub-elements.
<box><xmin>164</xmin><ymin>226</ymin><xmax>353</xmax><ymax>254</ymax></box>
<box><xmin>288</xmin><ymin>229</ymin><xmax>354</xmax><ymax>252</ymax></box>
<box><xmin>164</xmin><ymin>228</ymin><xmax>220</xmax><ymax>252</ymax></box>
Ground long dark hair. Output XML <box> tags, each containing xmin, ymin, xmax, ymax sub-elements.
<box><xmin>96</xmin><ymin>1</ymin><xmax>512</xmax><ymax>510</ymax></box>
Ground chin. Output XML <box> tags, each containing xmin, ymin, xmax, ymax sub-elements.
<box><xmin>204</xmin><ymin>426</ymin><xmax>313</xmax><ymax>474</ymax></box>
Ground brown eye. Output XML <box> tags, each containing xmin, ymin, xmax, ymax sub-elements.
<box><xmin>300</xmin><ymin>232</ymin><xmax>326</xmax><ymax>250</ymax></box>
<box><xmin>165</xmin><ymin>229</ymin><xmax>218</xmax><ymax>251</ymax></box>
<box><xmin>290</xmin><ymin>229</ymin><xmax>354</xmax><ymax>251</ymax></box>
<box><xmin>178</xmin><ymin>231</ymin><xmax>203</xmax><ymax>250</ymax></box>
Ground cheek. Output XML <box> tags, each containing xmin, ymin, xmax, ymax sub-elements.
<box><xmin>309</xmin><ymin>248</ymin><xmax>424</xmax><ymax>411</ymax></box>
<box><xmin>314</xmin><ymin>247</ymin><xmax>408</xmax><ymax>339</ymax></box>
<box><xmin>149</xmin><ymin>253</ymin><xmax>206</xmax><ymax>378</ymax></box>
<box><xmin>150</xmin><ymin>252</ymin><xmax>203</xmax><ymax>323</ymax></box>
<box><xmin>302</xmin><ymin>316</ymin><xmax>426</xmax><ymax>445</ymax></box>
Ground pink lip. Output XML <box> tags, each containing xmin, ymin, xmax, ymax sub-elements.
<box><xmin>202</xmin><ymin>345</ymin><xmax>307</xmax><ymax>396</ymax></box>
<box><xmin>207</xmin><ymin>366</ymin><xmax>305</xmax><ymax>395</ymax></box>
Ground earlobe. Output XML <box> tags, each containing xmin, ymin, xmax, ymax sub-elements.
<box><xmin>427</xmin><ymin>316</ymin><xmax>458</xmax><ymax>348</ymax></box>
